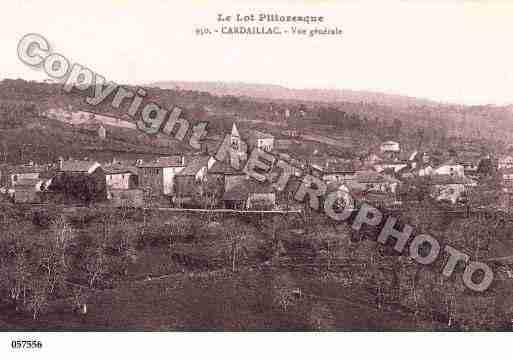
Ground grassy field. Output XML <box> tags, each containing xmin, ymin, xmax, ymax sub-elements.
<box><xmin>0</xmin><ymin>266</ymin><xmax>446</xmax><ymax>331</ymax></box>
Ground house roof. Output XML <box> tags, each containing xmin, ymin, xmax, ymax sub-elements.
<box><xmin>361</xmin><ymin>152</ymin><xmax>383</xmax><ymax>162</ymax></box>
<box><xmin>137</xmin><ymin>156</ymin><xmax>184</xmax><ymax>168</ymax></box>
<box><xmin>10</xmin><ymin>165</ymin><xmax>46</xmax><ymax>174</ymax></box>
<box><xmin>209</xmin><ymin>160</ymin><xmax>242</xmax><ymax>175</ymax></box>
<box><xmin>323</xmin><ymin>162</ymin><xmax>357</xmax><ymax>174</ymax></box>
<box><xmin>203</xmin><ymin>138</ymin><xmax>223</xmax><ymax>156</ymax></box>
<box><xmin>14</xmin><ymin>178</ymin><xmax>43</xmax><ymax>188</ymax></box>
<box><xmin>456</xmin><ymin>153</ymin><xmax>481</xmax><ymax>165</ymax></box>
<box><xmin>326</xmin><ymin>180</ymin><xmax>365</xmax><ymax>194</ymax></box>
<box><xmin>429</xmin><ymin>175</ymin><xmax>475</xmax><ymax>185</ymax></box>
<box><xmin>103</xmin><ymin>164</ymin><xmax>138</xmax><ymax>175</ymax></box>
<box><xmin>251</xmin><ymin>130</ymin><xmax>274</xmax><ymax>140</ymax></box>
<box><xmin>382</xmin><ymin>141</ymin><xmax>399</xmax><ymax>145</ymax></box>
<box><xmin>60</xmin><ymin>160</ymin><xmax>101</xmax><ymax>173</ymax></box>
<box><xmin>354</xmin><ymin>170</ymin><xmax>400</xmax><ymax>184</ymax></box>
<box><xmin>223</xmin><ymin>178</ymin><xmax>274</xmax><ymax>201</ymax></box>
<box><xmin>437</xmin><ymin>158</ymin><xmax>462</xmax><ymax>167</ymax></box>
<box><xmin>38</xmin><ymin>169</ymin><xmax>58</xmax><ymax>180</ymax></box>
<box><xmin>363</xmin><ymin>191</ymin><xmax>398</xmax><ymax>205</ymax></box>
<box><xmin>275</xmin><ymin>139</ymin><xmax>293</xmax><ymax>148</ymax></box>
<box><xmin>177</xmin><ymin>156</ymin><xmax>210</xmax><ymax>176</ymax></box>
<box><xmin>375</xmin><ymin>159</ymin><xmax>408</xmax><ymax>166</ymax></box>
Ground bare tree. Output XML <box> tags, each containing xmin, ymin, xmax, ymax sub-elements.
<box><xmin>40</xmin><ymin>215</ymin><xmax>75</xmax><ymax>294</ymax></box>
<box><xmin>12</xmin><ymin>250</ymin><xmax>31</xmax><ymax>309</ymax></box>
<box><xmin>26</xmin><ymin>278</ymin><xmax>49</xmax><ymax>320</ymax></box>
<box><xmin>86</xmin><ymin>247</ymin><xmax>106</xmax><ymax>288</ymax></box>
<box><xmin>169</xmin><ymin>216</ymin><xmax>192</xmax><ymax>246</ymax></box>
<box><xmin>225</xmin><ymin>221</ymin><xmax>248</xmax><ymax>272</ymax></box>
<box><xmin>141</xmin><ymin>186</ymin><xmax>153</xmax><ymax>239</ymax></box>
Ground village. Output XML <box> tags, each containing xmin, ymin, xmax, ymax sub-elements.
<box><xmin>0</xmin><ymin>117</ymin><xmax>509</xmax><ymax>214</ymax></box>
<box><xmin>2</xmin><ymin>83</ymin><xmax>513</xmax><ymax>331</ymax></box>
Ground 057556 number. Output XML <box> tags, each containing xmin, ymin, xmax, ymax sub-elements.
<box><xmin>11</xmin><ymin>340</ymin><xmax>43</xmax><ymax>349</ymax></box>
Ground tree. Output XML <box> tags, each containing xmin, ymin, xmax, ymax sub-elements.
<box><xmin>109</xmin><ymin>220</ymin><xmax>139</xmax><ymax>276</ymax></box>
<box><xmin>40</xmin><ymin>215</ymin><xmax>75</xmax><ymax>294</ymax></box>
<box><xmin>225</xmin><ymin>220</ymin><xmax>250</xmax><ymax>272</ymax></box>
<box><xmin>141</xmin><ymin>186</ymin><xmax>153</xmax><ymax>239</ymax></box>
<box><xmin>26</xmin><ymin>278</ymin><xmax>49</xmax><ymax>320</ymax></box>
<box><xmin>168</xmin><ymin>215</ymin><xmax>193</xmax><ymax>246</ymax></box>
<box><xmin>477</xmin><ymin>157</ymin><xmax>496</xmax><ymax>177</ymax></box>
<box><xmin>467</xmin><ymin>174</ymin><xmax>502</xmax><ymax>209</ymax></box>
<box><xmin>85</xmin><ymin>246</ymin><xmax>107</xmax><ymax>288</ymax></box>
<box><xmin>12</xmin><ymin>248</ymin><xmax>31</xmax><ymax>310</ymax></box>
<box><xmin>261</xmin><ymin>215</ymin><xmax>286</xmax><ymax>260</ymax></box>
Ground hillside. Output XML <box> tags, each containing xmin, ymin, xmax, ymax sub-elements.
<box><xmin>150</xmin><ymin>81</ymin><xmax>443</xmax><ymax>108</ymax></box>
<box><xmin>150</xmin><ymin>80</ymin><xmax>513</xmax><ymax>147</ymax></box>
<box><xmin>1</xmin><ymin>78</ymin><xmax>512</xmax><ymax>166</ymax></box>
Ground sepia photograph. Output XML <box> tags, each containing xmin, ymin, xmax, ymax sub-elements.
<box><xmin>1</xmin><ymin>0</ymin><xmax>513</xmax><ymax>356</ymax></box>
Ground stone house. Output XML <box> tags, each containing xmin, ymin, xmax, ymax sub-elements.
<box><xmin>136</xmin><ymin>156</ymin><xmax>185</xmax><ymax>197</ymax></box>
<box><xmin>104</xmin><ymin>164</ymin><xmax>139</xmax><ymax>190</ymax></box>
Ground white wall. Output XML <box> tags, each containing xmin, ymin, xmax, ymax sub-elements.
<box><xmin>11</xmin><ymin>172</ymin><xmax>39</xmax><ymax>186</ymax></box>
<box><xmin>163</xmin><ymin>167</ymin><xmax>184</xmax><ymax>195</ymax></box>
<box><xmin>106</xmin><ymin>173</ymin><xmax>131</xmax><ymax>190</ymax></box>
<box><xmin>434</xmin><ymin>165</ymin><xmax>464</xmax><ymax>177</ymax></box>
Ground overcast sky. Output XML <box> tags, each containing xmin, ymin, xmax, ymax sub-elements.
<box><xmin>2</xmin><ymin>0</ymin><xmax>513</xmax><ymax>105</ymax></box>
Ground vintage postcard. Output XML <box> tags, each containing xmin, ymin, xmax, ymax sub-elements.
<box><xmin>1</xmin><ymin>0</ymin><xmax>513</xmax><ymax>356</ymax></box>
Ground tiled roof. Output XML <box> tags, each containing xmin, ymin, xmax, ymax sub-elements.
<box><xmin>375</xmin><ymin>159</ymin><xmax>408</xmax><ymax>165</ymax></box>
<box><xmin>11</xmin><ymin>165</ymin><xmax>46</xmax><ymax>174</ymax></box>
<box><xmin>177</xmin><ymin>156</ymin><xmax>210</xmax><ymax>176</ymax></box>
<box><xmin>382</xmin><ymin>141</ymin><xmax>399</xmax><ymax>145</ymax></box>
<box><xmin>354</xmin><ymin>170</ymin><xmax>400</xmax><ymax>184</ymax></box>
<box><xmin>223</xmin><ymin>176</ymin><xmax>274</xmax><ymax>201</ymax></box>
<box><xmin>61</xmin><ymin>160</ymin><xmax>100</xmax><ymax>173</ymax></box>
<box><xmin>103</xmin><ymin>164</ymin><xmax>138</xmax><ymax>175</ymax></box>
<box><xmin>429</xmin><ymin>175</ymin><xmax>475</xmax><ymax>185</ymax></box>
<box><xmin>209</xmin><ymin>160</ymin><xmax>242</xmax><ymax>175</ymax></box>
<box><xmin>324</xmin><ymin>162</ymin><xmax>357</xmax><ymax>173</ymax></box>
<box><xmin>251</xmin><ymin>130</ymin><xmax>274</xmax><ymax>140</ymax></box>
<box><xmin>14</xmin><ymin>178</ymin><xmax>43</xmax><ymax>188</ymax></box>
<box><xmin>137</xmin><ymin>156</ymin><xmax>184</xmax><ymax>168</ymax></box>
<box><xmin>438</xmin><ymin>158</ymin><xmax>462</xmax><ymax>167</ymax></box>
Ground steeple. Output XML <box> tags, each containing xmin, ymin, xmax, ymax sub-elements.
<box><xmin>231</xmin><ymin>123</ymin><xmax>240</xmax><ymax>138</ymax></box>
